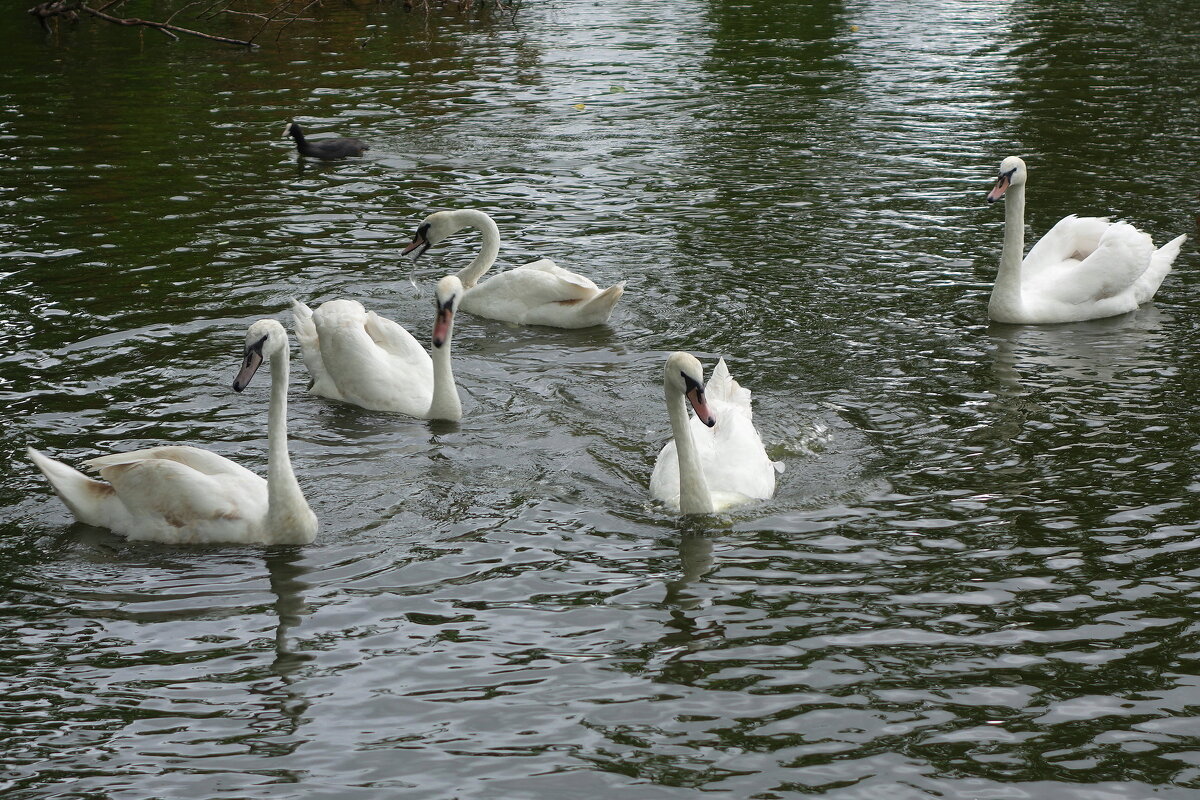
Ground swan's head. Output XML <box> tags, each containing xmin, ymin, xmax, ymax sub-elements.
<box><xmin>234</xmin><ymin>319</ymin><xmax>287</xmax><ymax>392</ymax></box>
<box><xmin>432</xmin><ymin>275</ymin><xmax>463</xmax><ymax>349</ymax></box>
<box><xmin>665</xmin><ymin>352</ymin><xmax>716</xmax><ymax>427</ymax></box>
<box><xmin>987</xmin><ymin>156</ymin><xmax>1027</xmax><ymax>203</ymax></box>
<box><xmin>402</xmin><ymin>211</ymin><xmax>477</xmax><ymax>260</ymax></box>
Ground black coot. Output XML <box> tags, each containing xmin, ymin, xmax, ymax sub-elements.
<box><xmin>284</xmin><ymin>122</ymin><xmax>369</xmax><ymax>160</ymax></box>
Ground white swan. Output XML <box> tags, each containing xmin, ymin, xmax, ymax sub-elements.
<box><xmin>26</xmin><ymin>319</ymin><xmax>317</xmax><ymax>545</ymax></box>
<box><xmin>403</xmin><ymin>209</ymin><xmax>624</xmax><ymax>328</ymax></box>
<box><xmin>291</xmin><ymin>275</ymin><xmax>463</xmax><ymax>421</ymax></box>
<box><xmin>987</xmin><ymin>156</ymin><xmax>1186</xmax><ymax>324</ymax></box>
<box><xmin>650</xmin><ymin>352</ymin><xmax>779</xmax><ymax>514</ymax></box>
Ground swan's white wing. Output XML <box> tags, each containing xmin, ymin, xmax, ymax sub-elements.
<box><xmin>704</xmin><ymin>359</ymin><xmax>752</xmax><ymax>414</ymax></box>
<box><xmin>85</xmin><ymin>445</ymin><xmax>261</xmax><ymax>483</ymax></box>
<box><xmin>292</xmin><ymin>299</ymin><xmax>339</xmax><ymax>398</ymax></box>
<box><xmin>311</xmin><ymin>299</ymin><xmax>433</xmax><ymax>415</ymax></box>
<box><xmin>703</xmin><ymin>401</ymin><xmax>776</xmax><ymax>504</ymax></box>
<box><xmin>363</xmin><ymin>310</ymin><xmax>429</xmax><ymax>367</ymax></box>
<box><xmin>460</xmin><ymin>266</ymin><xmax>599</xmax><ymax>325</ymax></box>
<box><xmin>1028</xmin><ymin>221</ymin><xmax>1154</xmax><ymax>306</ymax></box>
<box><xmin>92</xmin><ymin>454</ymin><xmax>267</xmax><ymax>533</ymax></box>
<box><xmin>1023</xmin><ymin>215</ymin><xmax>1112</xmax><ymax>274</ymax></box>
<box><xmin>517</xmin><ymin>259</ymin><xmax>601</xmax><ymax>292</ymax></box>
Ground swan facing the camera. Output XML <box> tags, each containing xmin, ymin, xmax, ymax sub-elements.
<box><xmin>291</xmin><ymin>275</ymin><xmax>463</xmax><ymax>421</ymax></box>
<box><xmin>403</xmin><ymin>209</ymin><xmax>624</xmax><ymax>328</ymax></box>
<box><xmin>986</xmin><ymin>156</ymin><xmax>1186</xmax><ymax>324</ymax></box>
<box><xmin>650</xmin><ymin>352</ymin><xmax>779</xmax><ymax>515</ymax></box>
<box><xmin>26</xmin><ymin>319</ymin><xmax>317</xmax><ymax>545</ymax></box>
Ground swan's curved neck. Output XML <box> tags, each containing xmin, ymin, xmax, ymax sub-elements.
<box><xmin>990</xmin><ymin>182</ymin><xmax>1026</xmax><ymax>321</ymax></box>
<box><xmin>428</xmin><ymin>327</ymin><xmax>462</xmax><ymax>422</ymax></box>
<box><xmin>450</xmin><ymin>210</ymin><xmax>501</xmax><ymax>288</ymax></box>
<box><xmin>265</xmin><ymin>346</ymin><xmax>312</xmax><ymax>540</ymax></box>
<box><xmin>667</xmin><ymin>387</ymin><xmax>714</xmax><ymax>515</ymax></box>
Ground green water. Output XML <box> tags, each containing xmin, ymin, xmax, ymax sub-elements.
<box><xmin>3</xmin><ymin>1</ymin><xmax>1200</xmax><ymax>797</ymax></box>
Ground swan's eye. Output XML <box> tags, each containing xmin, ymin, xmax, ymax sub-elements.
<box><xmin>244</xmin><ymin>334</ymin><xmax>268</xmax><ymax>362</ymax></box>
<box><xmin>415</xmin><ymin>223</ymin><xmax>430</xmax><ymax>241</ymax></box>
<box><xmin>681</xmin><ymin>372</ymin><xmax>702</xmax><ymax>392</ymax></box>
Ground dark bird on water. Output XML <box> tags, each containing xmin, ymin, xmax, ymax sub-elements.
<box><xmin>284</xmin><ymin>121</ymin><xmax>369</xmax><ymax>160</ymax></box>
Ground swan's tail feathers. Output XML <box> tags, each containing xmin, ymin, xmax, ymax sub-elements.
<box><xmin>579</xmin><ymin>282</ymin><xmax>625</xmax><ymax>326</ymax></box>
<box><xmin>1137</xmin><ymin>233</ymin><xmax>1187</xmax><ymax>304</ymax></box>
<box><xmin>26</xmin><ymin>446</ymin><xmax>123</xmax><ymax>527</ymax></box>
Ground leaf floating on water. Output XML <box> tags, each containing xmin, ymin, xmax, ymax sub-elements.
<box><xmin>609</xmin><ymin>85</ymin><xmax>626</xmax><ymax>93</ymax></box>
<box><xmin>850</xmin><ymin>24</ymin><xmax>859</xmax><ymax>32</ymax></box>
<box><xmin>573</xmin><ymin>103</ymin><xmax>586</xmax><ymax>110</ymax></box>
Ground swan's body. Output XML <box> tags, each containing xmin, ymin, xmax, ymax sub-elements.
<box><xmin>291</xmin><ymin>275</ymin><xmax>463</xmax><ymax>420</ymax></box>
<box><xmin>987</xmin><ymin>156</ymin><xmax>1186</xmax><ymax>324</ymax></box>
<box><xmin>27</xmin><ymin>320</ymin><xmax>317</xmax><ymax>545</ymax></box>
<box><xmin>403</xmin><ymin>209</ymin><xmax>624</xmax><ymax>329</ymax></box>
<box><xmin>650</xmin><ymin>352</ymin><xmax>779</xmax><ymax>514</ymax></box>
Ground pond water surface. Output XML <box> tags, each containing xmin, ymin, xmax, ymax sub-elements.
<box><xmin>3</xmin><ymin>1</ymin><xmax>1200</xmax><ymax>798</ymax></box>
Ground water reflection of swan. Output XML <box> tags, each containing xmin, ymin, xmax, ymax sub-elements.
<box><xmin>262</xmin><ymin>548</ymin><xmax>314</xmax><ymax>707</ymax></box>
<box><xmin>291</xmin><ymin>276</ymin><xmax>464</xmax><ymax>421</ymax></box>
<box><xmin>986</xmin><ymin>156</ymin><xmax>1185</xmax><ymax>324</ymax></box>
<box><xmin>664</xmin><ymin>531</ymin><xmax>716</xmax><ymax>610</ymax></box>
<box><xmin>980</xmin><ymin>307</ymin><xmax>1169</xmax><ymax>444</ymax></box>
<box><xmin>27</xmin><ymin>320</ymin><xmax>317</xmax><ymax>545</ymax></box>
<box><xmin>651</xmin><ymin>353</ymin><xmax>780</xmax><ymax>514</ymax></box>
<box><xmin>403</xmin><ymin>209</ymin><xmax>625</xmax><ymax>329</ymax></box>
<box><xmin>990</xmin><ymin>305</ymin><xmax>1168</xmax><ymax>387</ymax></box>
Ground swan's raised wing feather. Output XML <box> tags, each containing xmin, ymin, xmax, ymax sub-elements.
<box><xmin>292</xmin><ymin>299</ymin><xmax>335</xmax><ymax>394</ymax></box>
<box><xmin>1029</xmin><ymin>221</ymin><xmax>1154</xmax><ymax>306</ymax></box>
<box><xmin>363</xmin><ymin>310</ymin><xmax>429</xmax><ymax>368</ymax></box>
<box><xmin>1023</xmin><ymin>215</ymin><xmax>1111</xmax><ymax>274</ymax></box>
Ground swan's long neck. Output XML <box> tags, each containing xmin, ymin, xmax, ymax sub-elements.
<box><xmin>667</xmin><ymin>387</ymin><xmax>714</xmax><ymax>515</ymax></box>
<box><xmin>428</xmin><ymin>331</ymin><xmax>462</xmax><ymax>422</ymax></box>
<box><xmin>265</xmin><ymin>346</ymin><xmax>313</xmax><ymax>541</ymax></box>
<box><xmin>990</xmin><ymin>181</ymin><xmax>1026</xmax><ymax>321</ymax></box>
<box><xmin>452</xmin><ymin>210</ymin><xmax>501</xmax><ymax>289</ymax></box>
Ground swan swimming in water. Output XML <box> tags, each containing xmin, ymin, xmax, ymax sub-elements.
<box><xmin>986</xmin><ymin>156</ymin><xmax>1186</xmax><ymax>324</ymax></box>
<box><xmin>650</xmin><ymin>352</ymin><xmax>780</xmax><ymax>514</ymax></box>
<box><xmin>403</xmin><ymin>209</ymin><xmax>625</xmax><ymax>329</ymax></box>
<box><xmin>26</xmin><ymin>319</ymin><xmax>318</xmax><ymax>545</ymax></box>
<box><xmin>291</xmin><ymin>275</ymin><xmax>464</xmax><ymax>421</ymax></box>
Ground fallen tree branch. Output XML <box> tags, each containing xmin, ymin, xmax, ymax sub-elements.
<box><xmin>79</xmin><ymin>2</ymin><xmax>258</xmax><ymax>46</ymax></box>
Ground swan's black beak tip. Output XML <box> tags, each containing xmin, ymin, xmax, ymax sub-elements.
<box><xmin>233</xmin><ymin>381</ymin><xmax>246</xmax><ymax>393</ymax></box>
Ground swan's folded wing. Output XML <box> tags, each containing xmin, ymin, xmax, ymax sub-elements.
<box><xmin>462</xmin><ymin>268</ymin><xmax>597</xmax><ymax>321</ymax></box>
<box><xmin>94</xmin><ymin>457</ymin><xmax>266</xmax><ymax>524</ymax></box>
<box><xmin>518</xmin><ymin>259</ymin><xmax>601</xmax><ymax>292</ymax></box>
<box><xmin>1032</xmin><ymin>222</ymin><xmax>1154</xmax><ymax>305</ymax></box>
<box><xmin>362</xmin><ymin>310</ymin><xmax>428</xmax><ymax>368</ymax></box>
<box><xmin>85</xmin><ymin>446</ymin><xmax>262</xmax><ymax>482</ymax></box>
<box><xmin>1023</xmin><ymin>215</ymin><xmax>1111</xmax><ymax>274</ymax></box>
